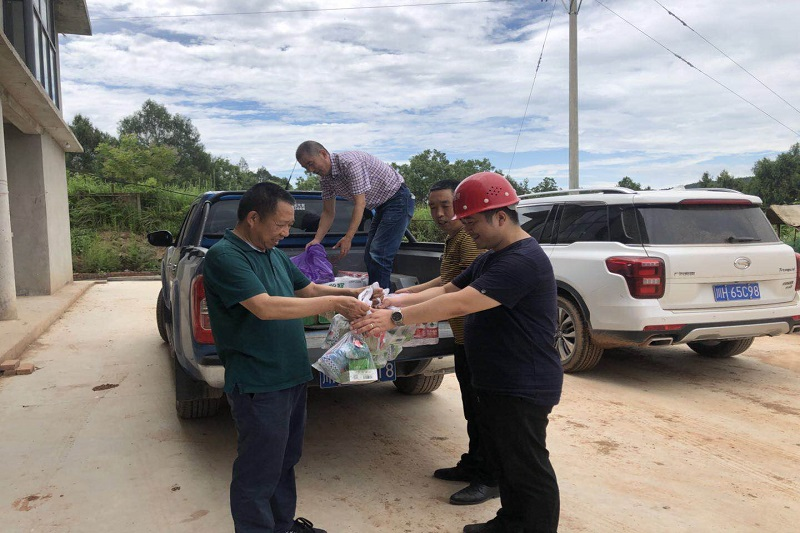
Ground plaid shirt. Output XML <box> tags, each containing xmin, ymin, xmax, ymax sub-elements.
<box><xmin>321</xmin><ymin>151</ymin><xmax>405</xmax><ymax>210</ymax></box>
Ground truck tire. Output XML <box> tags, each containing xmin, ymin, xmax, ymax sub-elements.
<box><xmin>687</xmin><ymin>338</ymin><xmax>754</xmax><ymax>358</ymax></box>
<box><xmin>393</xmin><ymin>374</ymin><xmax>444</xmax><ymax>395</ymax></box>
<box><xmin>174</xmin><ymin>360</ymin><xmax>221</xmax><ymax>419</ymax></box>
<box><xmin>557</xmin><ymin>295</ymin><xmax>604</xmax><ymax>373</ymax></box>
<box><xmin>156</xmin><ymin>288</ymin><xmax>169</xmax><ymax>343</ymax></box>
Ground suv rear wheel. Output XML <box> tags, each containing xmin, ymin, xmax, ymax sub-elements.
<box><xmin>557</xmin><ymin>295</ymin><xmax>604</xmax><ymax>372</ymax></box>
<box><xmin>687</xmin><ymin>338</ymin><xmax>754</xmax><ymax>358</ymax></box>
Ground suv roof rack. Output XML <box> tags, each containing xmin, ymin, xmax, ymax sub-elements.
<box><xmin>518</xmin><ymin>187</ymin><xmax>636</xmax><ymax>200</ymax></box>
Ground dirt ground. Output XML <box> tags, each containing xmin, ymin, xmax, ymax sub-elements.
<box><xmin>0</xmin><ymin>281</ymin><xmax>798</xmax><ymax>532</ymax></box>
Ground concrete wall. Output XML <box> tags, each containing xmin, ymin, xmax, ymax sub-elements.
<box><xmin>4</xmin><ymin>123</ymin><xmax>73</xmax><ymax>295</ymax></box>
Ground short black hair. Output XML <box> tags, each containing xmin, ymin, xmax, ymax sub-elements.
<box><xmin>296</xmin><ymin>140</ymin><xmax>327</xmax><ymax>161</ymax></box>
<box><xmin>482</xmin><ymin>206</ymin><xmax>519</xmax><ymax>225</ymax></box>
<box><xmin>237</xmin><ymin>182</ymin><xmax>295</xmax><ymax>222</ymax></box>
<box><xmin>429</xmin><ymin>179</ymin><xmax>460</xmax><ymax>194</ymax></box>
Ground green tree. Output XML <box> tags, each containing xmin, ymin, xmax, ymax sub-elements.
<box><xmin>747</xmin><ymin>143</ymin><xmax>800</xmax><ymax>206</ymax></box>
<box><xmin>392</xmin><ymin>149</ymin><xmax>503</xmax><ymax>202</ymax></box>
<box><xmin>98</xmin><ymin>134</ymin><xmax>178</xmax><ymax>185</ymax></box>
<box><xmin>698</xmin><ymin>171</ymin><xmax>715</xmax><ymax>188</ymax></box>
<box><xmin>617</xmin><ymin>176</ymin><xmax>642</xmax><ymax>191</ymax></box>
<box><xmin>67</xmin><ymin>114</ymin><xmax>116</xmax><ymax>175</ymax></box>
<box><xmin>118</xmin><ymin>100</ymin><xmax>212</xmax><ymax>186</ymax></box>
<box><xmin>254</xmin><ymin>166</ymin><xmax>277</xmax><ymax>183</ymax></box>
<box><xmin>293</xmin><ymin>171</ymin><xmax>321</xmax><ymax>191</ymax></box>
<box><xmin>531</xmin><ymin>177</ymin><xmax>559</xmax><ymax>193</ymax></box>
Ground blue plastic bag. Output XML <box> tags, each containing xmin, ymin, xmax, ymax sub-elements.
<box><xmin>291</xmin><ymin>243</ymin><xmax>335</xmax><ymax>283</ymax></box>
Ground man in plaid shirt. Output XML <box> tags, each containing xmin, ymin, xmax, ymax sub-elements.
<box><xmin>296</xmin><ymin>141</ymin><xmax>415</xmax><ymax>289</ymax></box>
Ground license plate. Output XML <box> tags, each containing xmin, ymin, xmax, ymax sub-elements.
<box><xmin>713</xmin><ymin>282</ymin><xmax>760</xmax><ymax>302</ymax></box>
<box><xmin>319</xmin><ymin>361</ymin><xmax>396</xmax><ymax>388</ymax></box>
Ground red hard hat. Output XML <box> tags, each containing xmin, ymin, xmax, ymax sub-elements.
<box><xmin>452</xmin><ymin>172</ymin><xmax>520</xmax><ymax>220</ymax></box>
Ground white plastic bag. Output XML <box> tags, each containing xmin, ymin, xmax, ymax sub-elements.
<box><xmin>313</xmin><ymin>332</ymin><xmax>378</xmax><ymax>384</ymax></box>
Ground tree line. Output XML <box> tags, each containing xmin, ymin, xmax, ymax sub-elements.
<box><xmin>68</xmin><ymin>99</ymin><xmax>800</xmax><ymax>208</ymax></box>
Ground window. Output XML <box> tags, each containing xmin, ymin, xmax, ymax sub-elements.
<box><xmin>519</xmin><ymin>205</ymin><xmax>555</xmax><ymax>243</ymax></box>
<box><xmin>2</xmin><ymin>0</ymin><xmax>60</xmax><ymax>108</ymax></box>
<box><xmin>608</xmin><ymin>206</ymin><xmax>643</xmax><ymax>245</ymax></box>
<box><xmin>556</xmin><ymin>204</ymin><xmax>609</xmax><ymax>244</ymax></box>
<box><xmin>202</xmin><ymin>197</ymin><xmax>371</xmax><ymax>238</ymax></box>
<box><xmin>635</xmin><ymin>204</ymin><xmax>780</xmax><ymax>245</ymax></box>
<box><xmin>2</xmin><ymin>0</ymin><xmax>26</xmax><ymax>60</ymax></box>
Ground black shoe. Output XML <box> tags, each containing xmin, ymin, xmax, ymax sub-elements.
<box><xmin>433</xmin><ymin>464</ymin><xmax>472</xmax><ymax>482</ymax></box>
<box><xmin>463</xmin><ymin>516</ymin><xmax>505</xmax><ymax>532</ymax></box>
<box><xmin>449</xmin><ymin>482</ymin><xmax>500</xmax><ymax>505</ymax></box>
<box><xmin>289</xmin><ymin>517</ymin><xmax>327</xmax><ymax>533</ymax></box>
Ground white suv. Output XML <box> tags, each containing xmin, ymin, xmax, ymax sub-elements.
<box><xmin>516</xmin><ymin>187</ymin><xmax>800</xmax><ymax>372</ymax></box>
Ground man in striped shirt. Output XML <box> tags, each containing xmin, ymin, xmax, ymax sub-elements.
<box><xmin>296</xmin><ymin>141</ymin><xmax>415</xmax><ymax>289</ymax></box>
<box><xmin>396</xmin><ymin>179</ymin><xmax>497</xmax><ymax>506</ymax></box>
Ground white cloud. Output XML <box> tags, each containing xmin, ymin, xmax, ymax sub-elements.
<box><xmin>59</xmin><ymin>0</ymin><xmax>800</xmax><ymax>188</ymax></box>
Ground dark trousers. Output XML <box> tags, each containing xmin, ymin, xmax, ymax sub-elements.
<box><xmin>364</xmin><ymin>183</ymin><xmax>414</xmax><ymax>289</ymax></box>
<box><xmin>477</xmin><ymin>392</ymin><xmax>560</xmax><ymax>533</ymax></box>
<box><xmin>227</xmin><ymin>383</ymin><xmax>308</xmax><ymax>533</ymax></box>
<box><xmin>454</xmin><ymin>344</ymin><xmax>495</xmax><ymax>484</ymax></box>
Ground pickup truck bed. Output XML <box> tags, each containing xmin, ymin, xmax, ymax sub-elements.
<box><xmin>149</xmin><ymin>190</ymin><xmax>455</xmax><ymax>418</ymax></box>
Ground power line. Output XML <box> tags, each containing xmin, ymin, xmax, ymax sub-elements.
<box><xmin>93</xmin><ymin>0</ymin><xmax>503</xmax><ymax>21</ymax></box>
<box><xmin>508</xmin><ymin>0</ymin><xmax>558</xmax><ymax>175</ymax></box>
<box><xmin>651</xmin><ymin>0</ymin><xmax>800</xmax><ymax>117</ymax></box>
<box><xmin>593</xmin><ymin>0</ymin><xmax>799</xmax><ymax>137</ymax></box>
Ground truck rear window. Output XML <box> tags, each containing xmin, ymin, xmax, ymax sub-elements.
<box><xmin>203</xmin><ymin>197</ymin><xmax>367</xmax><ymax>236</ymax></box>
<box><xmin>636</xmin><ymin>205</ymin><xmax>779</xmax><ymax>245</ymax></box>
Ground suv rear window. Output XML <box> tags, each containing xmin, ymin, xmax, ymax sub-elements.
<box><xmin>636</xmin><ymin>204</ymin><xmax>779</xmax><ymax>245</ymax></box>
<box><xmin>203</xmin><ymin>197</ymin><xmax>368</xmax><ymax>236</ymax></box>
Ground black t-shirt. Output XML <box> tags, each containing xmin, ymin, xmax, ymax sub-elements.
<box><xmin>452</xmin><ymin>237</ymin><xmax>563</xmax><ymax>405</ymax></box>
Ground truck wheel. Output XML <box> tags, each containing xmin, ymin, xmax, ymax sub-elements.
<box><xmin>393</xmin><ymin>374</ymin><xmax>444</xmax><ymax>395</ymax></box>
<box><xmin>156</xmin><ymin>288</ymin><xmax>170</xmax><ymax>343</ymax></box>
<box><xmin>687</xmin><ymin>338</ymin><xmax>754</xmax><ymax>358</ymax></box>
<box><xmin>557</xmin><ymin>295</ymin><xmax>604</xmax><ymax>373</ymax></box>
<box><xmin>174</xmin><ymin>360</ymin><xmax>221</xmax><ymax>419</ymax></box>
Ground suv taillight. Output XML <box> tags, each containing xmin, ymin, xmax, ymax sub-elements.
<box><xmin>795</xmin><ymin>253</ymin><xmax>800</xmax><ymax>291</ymax></box>
<box><xmin>606</xmin><ymin>256</ymin><xmax>665</xmax><ymax>299</ymax></box>
<box><xmin>192</xmin><ymin>275</ymin><xmax>215</xmax><ymax>344</ymax></box>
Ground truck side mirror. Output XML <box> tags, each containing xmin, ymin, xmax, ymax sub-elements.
<box><xmin>148</xmin><ymin>230</ymin><xmax>175</xmax><ymax>247</ymax></box>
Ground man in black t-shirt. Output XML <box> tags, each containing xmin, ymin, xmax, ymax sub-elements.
<box><xmin>352</xmin><ymin>172</ymin><xmax>563</xmax><ymax>533</ymax></box>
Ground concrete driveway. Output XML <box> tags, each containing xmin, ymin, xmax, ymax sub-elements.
<box><xmin>1</xmin><ymin>280</ymin><xmax>799</xmax><ymax>532</ymax></box>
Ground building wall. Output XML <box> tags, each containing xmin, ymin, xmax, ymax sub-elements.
<box><xmin>4</xmin><ymin>122</ymin><xmax>72</xmax><ymax>295</ymax></box>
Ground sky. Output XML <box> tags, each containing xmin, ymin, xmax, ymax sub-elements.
<box><xmin>59</xmin><ymin>0</ymin><xmax>800</xmax><ymax>189</ymax></box>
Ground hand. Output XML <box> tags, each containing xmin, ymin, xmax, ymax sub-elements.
<box><xmin>334</xmin><ymin>296</ymin><xmax>370</xmax><ymax>321</ymax></box>
<box><xmin>370</xmin><ymin>286</ymin><xmax>386</xmax><ymax>304</ymax></box>
<box><xmin>305</xmin><ymin>238</ymin><xmax>321</xmax><ymax>251</ymax></box>
<box><xmin>379</xmin><ymin>295</ymin><xmax>406</xmax><ymax>309</ymax></box>
<box><xmin>394</xmin><ymin>287</ymin><xmax>415</xmax><ymax>294</ymax></box>
<box><xmin>332</xmin><ymin>235</ymin><xmax>352</xmax><ymax>259</ymax></box>
<box><xmin>351</xmin><ymin>309</ymin><xmax>394</xmax><ymax>336</ymax></box>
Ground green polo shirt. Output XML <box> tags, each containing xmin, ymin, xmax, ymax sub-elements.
<box><xmin>203</xmin><ymin>230</ymin><xmax>312</xmax><ymax>393</ymax></box>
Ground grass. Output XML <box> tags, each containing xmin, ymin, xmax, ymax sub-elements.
<box><xmin>69</xmin><ymin>173</ymin><xmax>194</xmax><ymax>273</ymax></box>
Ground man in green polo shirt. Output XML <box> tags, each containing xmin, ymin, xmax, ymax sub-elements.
<box><xmin>203</xmin><ymin>182</ymin><xmax>370</xmax><ymax>533</ymax></box>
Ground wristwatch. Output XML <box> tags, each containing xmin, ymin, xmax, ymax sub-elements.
<box><xmin>390</xmin><ymin>309</ymin><xmax>404</xmax><ymax>327</ymax></box>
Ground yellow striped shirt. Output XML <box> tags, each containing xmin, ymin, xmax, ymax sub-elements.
<box><xmin>441</xmin><ymin>228</ymin><xmax>485</xmax><ymax>345</ymax></box>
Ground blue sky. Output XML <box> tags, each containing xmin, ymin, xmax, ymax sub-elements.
<box><xmin>59</xmin><ymin>0</ymin><xmax>800</xmax><ymax>189</ymax></box>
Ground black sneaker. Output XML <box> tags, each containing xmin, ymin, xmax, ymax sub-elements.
<box><xmin>463</xmin><ymin>516</ymin><xmax>505</xmax><ymax>533</ymax></box>
<box><xmin>449</xmin><ymin>482</ymin><xmax>500</xmax><ymax>505</ymax></box>
<box><xmin>433</xmin><ymin>464</ymin><xmax>472</xmax><ymax>482</ymax></box>
<box><xmin>289</xmin><ymin>517</ymin><xmax>327</xmax><ymax>533</ymax></box>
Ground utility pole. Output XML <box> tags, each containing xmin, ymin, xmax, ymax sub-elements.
<box><xmin>562</xmin><ymin>0</ymin><xmax>582</xmax><ymax>189</ymax></box>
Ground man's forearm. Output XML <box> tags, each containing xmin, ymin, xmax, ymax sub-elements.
<box><xmin>345</xmin><ymin>197</ymin><xmax>366</xmax><ymax>237</ymax></box>
<box><xmin>390</xmin><ymin>286</ymin><xmax>447</xmax><ymax>307</ymax></box>
<box><xmin>408</xmin><ymin>276</ymin><xmax>442</xmax><ymax>293</ymax></box>
<box><xmin>245</xmin><ymin>295</ymin><xmax>343</xmax><ymax>320</ymax></box>
<box><xmin>314</xmin><ymin>210</ymin><xmax>335</xmax><ymax>242</ymax></box>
